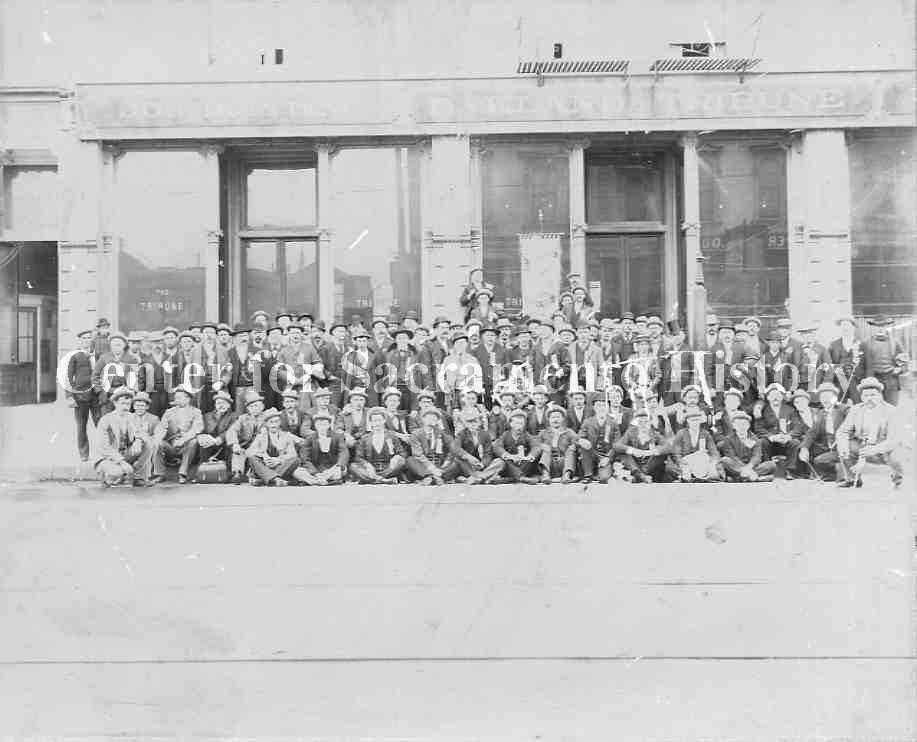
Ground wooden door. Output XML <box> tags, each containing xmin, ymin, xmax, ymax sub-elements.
<box><xmin>587</xmin><ymin>234</ymin><xmax>664</xmax><ymax>317</ymax></box>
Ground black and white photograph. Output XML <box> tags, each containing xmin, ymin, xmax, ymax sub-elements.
<box><xmin>0</xmin><ymin>0</ymin><xmax>914</xmax><ymax>738</ymax></box>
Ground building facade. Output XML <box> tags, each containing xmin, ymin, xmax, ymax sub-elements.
<box><xmin>0</xmin><ymin>0</ymin><xmax>914</xmax><ymax>403</ymax></box>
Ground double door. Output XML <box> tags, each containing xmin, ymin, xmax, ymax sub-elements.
<box><xmin>586</xmin><ymin>234</ymin><xmax>664</xmax><ymax>318</ymax></box>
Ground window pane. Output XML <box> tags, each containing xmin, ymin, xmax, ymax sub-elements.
<box><xmin>849</xmin><ymin>133</ymin><xmax>917</xmax><ymax>316</ymax></box>
<box><xmin>2</xmin><ymin>166</ymin><xmax>57</xmax><ymax>233</ymax></box>
<box><xmin>482</xmin><ymin>142</ymin><xmax>570</xmax><ymax>315</ymax></box>
<box><xmin>17</xmin><ymin>310</ymin><xmax>34</xmax><ymax>363</ymax></box>
<box><xmin>283</xmin><ymin>240</ymin><xmax>318</xmax><ymax>318</ymax></box>
<box><xmin>246</xmin><ymin>166</ymin><xmax>316</xmax><ymax>227</ymax></box>
<box><xmin>245</xmin><ymin>241</ymin><xmax>278</xmax><ymax>319</ymax></box>
<box><xmin>330</xmin><ymin>147</ymin><xmax>421</xmax><ymax>323</ymax></box>
<box><xmin>117</xmin><ymin>152</ymin><xmax>207</xmax><ymax>330</ymax></box>
<box><xmin>699</xmin><ymin>142</ymin><xmax>788</xmax><ymax>319</ymax></box>
<box><xmin>586</xmin><ymin>153</ymin><xmax>663</xmax><ymax>222</ymax></box>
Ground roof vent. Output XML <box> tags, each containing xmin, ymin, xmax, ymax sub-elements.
<box><xmin>516</xmin><ymin>59</ymin><xmax>629</xmax><ymax>75</ymax></box>
<box><xmin>649</xmin><ymin>57</ymin><xmax>760</xmax><ymax>73</ymax></box>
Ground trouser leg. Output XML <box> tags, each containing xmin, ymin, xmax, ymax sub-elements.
<box><xmin>74</xmin><ymin>401</ymin><xmax>91</xmax><ymax>460</ymax></box>
<box><xmin>89</xmin><ymin>401</ymin><xmax>104</xmax><ymax>426</ymax></box>
<box><xmin>178</xmin><ymin>441</ymin><xmax>197</xmax><ymax>476</ymax></box>
<box><xmin>125</xmin><ymin>441</ymin><xmax>152</xmax><ymax>482</ymax></box>
<box><xmin>479</xmin><ymin>457</ymin><xmax>504</xmax><ymax>481</ymax></box>
<box><xmin>231</xmin><ymin>449</ymin><xmax>248</xmax><ymax>474</ymax></box>
<box><xmin>383</xmin><ymin>454</ymin><xmax>406</xmax><ymax>479</ymax></box>
<box><xmin>406</xmin><ymin>456</ymin><xmax>432</xmax><ymax>479</ymax></box>
<box><xmin>812</xmin><ymin>449</ymin><xmax>839</xmax><ymax>479</ymax></box>
<box><xmin>579</xmin><ymin>448</ymin><xmax>595</xmax><ymax>478</ymax></box>
<box><xmin>153</xmin><ymin>441</ymin><xmax>176</xmax><ymax>477</ymax></box>
<box><xmin>247</xmin><ymin>455</ymin><xmax>279</xmax><ymax>483</ymax></box>
<box><xmin>349</xmin><ymin>461</ymin><xmax>383</xmax><ymax>483</ymax></box>
<box><xmin>721</xmin><ymin>456</ymin><xmax>745</xmax><ymax>480</ymax></box>
<box><xmin>96</xmin><ymin>459</ymin><xmax>129</xmax><ymax>485</ymax></box>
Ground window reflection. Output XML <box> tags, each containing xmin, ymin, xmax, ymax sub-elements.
<box><xmin>849</xmin><ymin>134</ymin><xmax>916</xmax><ymax>315</ymax></box>
<box><xmin>482</xmin><ymin>142</ymin><xmax>570</xmax><ymax>315</ymax></box>
<box><xmin>331</xmin><ymin>147</ymin><xmax>421</xmax><ymax>323</ymax></box>
<box><xmin>244</xmin><ymin>239</ymin><xmax>317</xmax><ymax>319</ymax></box>
<box><xmin>586</xmin><ymin>153</ymin><xmax>663</xmax><ymax>223</ymax></box>
<box><xmin>117</xmin><ymin>152</ymin><xmax>207</xmax><ymax>330</ymax></box>
<box><xmin>246</xmin><ymin>166</ymin><xmax>317</xmax><ymax>227</ymax></box>
<box><xmin>699</xmin><ymin>142</ymin><xmax>788</xmax><ymax>319</ymax></box>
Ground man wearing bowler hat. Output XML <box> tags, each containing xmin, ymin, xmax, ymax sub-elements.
<box><xmin>91</xmin><ymin>317</ymin><xmax>112</xmax><ymax>358</ymax></box>
<box><xmin>863</xmin><ymin>315</ymin><xmax>908</xmax><ymax>405</ymax></box>
<box><xmin>381</xmin><ymin>326</ymin><xmax>420</xmax><ymax>412</ymax></box>
<box><xmin>828</xmin><ymin>316</ymin><xmax>865</xmax><ymax>403</ymax></box>
<box><xmin>95</xmin><ymin>387</ymin><xmax>154</xmax><ymax>487</ymax></box>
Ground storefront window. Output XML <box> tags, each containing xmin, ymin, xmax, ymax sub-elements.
<box><xmin>117</xmin><ymin>152</ymin><xmax>208</xmax><ymax>330</ymax></box>
<box><xmin>244</xmin><ymin>239</ymin><xmax>318</xmax><ymax>319</ymax></box>
<box><xmin>2</xmin><ymin>166</ymin><xmax>57</xmax><ymax>234</ymax></box>
<box><xmin>246</xmin><ymin>166</ymin><xmax>316</xmax><ymax>228</ymax></box>
<box><xmin>482</xmin><ymin>142</ymin><xmax>570</xmax><ymax>316</ymax></box>
<box><xmin>330</xmin><ymin>147</ymin><xmax>421</xmax><ymax>323</ymax></box>
<box><xmin>849</xmin><ymin>133</ymin><xmax>916</xmax><ymax>316</ymax></box>
<box><xmin>699</xmin><ymin>141</ymin><xmax>788</xmax><ymax>318</ymax></box>
<box><xmin>586</xmin><ymin>152</ymin><xmax>663</xmax><ymax>223</ymax></box>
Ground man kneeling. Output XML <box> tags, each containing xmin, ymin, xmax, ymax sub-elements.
<box><xmin>246</xmin><ymin>408</ymin><xmax>299</xmax><ymax>486</ymax></box>
<box><xmin>293</xmin><ymin>411</ymin><xmax>348</xmax><ymax>485</ymax></box>
<box><xmin>95</xmin><ymin>387</ymin><xmax>153</xmax><ymax>487</ymax></box>
<box><xmin>720</xmin><ymin>410</ymin><xmax>776</xmax><ymax>482</ymax></box>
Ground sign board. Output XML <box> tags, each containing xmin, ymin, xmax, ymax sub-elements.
<box><xmin>589</xmin><ymin>280</ymin><xmax>602</xmax><ymax>313</ymax></box>
<box><xmin>519</xmin><ymin>233</ymin><xmax>561</xmax><ymax>318</ymax></box>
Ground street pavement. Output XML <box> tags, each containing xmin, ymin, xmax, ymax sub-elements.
<box><xmin>0</xmin><ymin>479</ymin><xmax>914</xmax><ymax>740</ymax></box>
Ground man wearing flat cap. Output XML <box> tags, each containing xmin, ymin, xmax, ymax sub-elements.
<box><xmin>406</xmin><ymin>407</ymin><xmax>458</xmax><ymax>484</ymax></box>
<box><xmin>151</xmin><ymin>384</ymin><xmax>204</xmax><ymax>484</ymax></box>
<box><xmin>719</xmin><ymin>411</ymin><xmax>775</xmax><ymax>482</ymax></box>
<box><xmin>835</xmin><ymin>377</ymin><xmax>904</xmax><ymax>488</ymax></box>
<box><xmin>451</xmin><ymin>407</ymin><xmax>504</xmax><ymax>484</ymax></box>
<box><xmin>194</xmin><ymin>390</ymin><xmax>238</xmax><ymax>471</ymax></box>
<box><xmin>95</xmin><ymin>387</ymin><xmax>153</xmax><ymax>487</ymax></box>
<box><xmin>68</xmin><ymin>328</ymin><xmax>101</xmax><ymax>461</ymax></box>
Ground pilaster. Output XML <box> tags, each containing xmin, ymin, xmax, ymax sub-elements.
<box><xmin>315</xmin><ymin>142</ymin><xmax>337</xmax><ymax>323</ymax></box>
<box><xmin>199</xmin><ymin>144</ymin><xmax>223</xmax><ymax>323</ymax></box>
<box><xmin>566</xmin><ymin>138</ymin><xmax>588</xmax><ymax>283</ymax></box>
<box><xmin>681</xmin><ymin>133</ymin><xmax>704</xmax><ymax>346</ymax></box>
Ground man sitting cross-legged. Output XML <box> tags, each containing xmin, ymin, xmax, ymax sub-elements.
<box><xmin>666</xmin><ymin>409</ymin><xmax>725</xmax><ymax>482</ymax></box>
<box><xmin>406</xmin><ymin>407</ymin><xmax>459</xmax><ymax>485</ymax></box>
<box><xmin>349</xmin><ymin>407</ymin><xmax>407</xmax><ymax>484</ymax></box>
<box><xmin>246</xmin><ymin>408</ymin><xmax>300</xmax><ymax>487</ymax></box>
<box><xmin>451</xmin><ymin>407</ymin><xmax>505</xmax><ymax>484</ymax></box>
<box><xmin>720</xmin><ymin>410</ymin><xmax>776</xmax><ymax>482</ymax></box>
<box><xmin>293</xmin><ymin>410</ymin><xmax>349</xmax><ymax>485</ymax></box>
<box><xmin>493</xmin><ymin>408</ymin><xmax>543</xmax><ymax>484</ymax></box>
<box><xmin>613</xmin><ymin>408</ymin><xmax>667</xmax><ymax>483</ymax></box>
<box><xmin>573</xmin><ymin>395</ymin><xmax>619</xmax><ymax>483</ymax></box>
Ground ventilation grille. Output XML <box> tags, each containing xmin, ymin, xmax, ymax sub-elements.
<box><xmin>649</xmin><ymin>57</ymin><xmax>760</xmax><ymax>73</ymax></box>
<box><xmin>517</xmin><ymin>59</ymin><xmax>630</xmax><ymax>75</ymax></box>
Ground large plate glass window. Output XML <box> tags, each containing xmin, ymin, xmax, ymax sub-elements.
<box><xmin>481</xmin><ymin>142</ymin><xmax>570</xmax><ymax>316</ymax></box>
<box><xmin>699</xmin><ymin>140</ymin><xmax>788</xmax><ymax>320</ymax></box>
<box><xmin>848</xmin><ymin>132</ymin><xmax>916</xmax><ymax>317</ymax></box>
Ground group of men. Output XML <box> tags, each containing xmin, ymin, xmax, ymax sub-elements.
<box><xmin>68</xmin><ymin>275</ymin><xmax>909</xmax><ymax>489</ymax></box>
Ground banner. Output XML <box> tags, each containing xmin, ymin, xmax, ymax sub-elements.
<box><xmin>519</xmin><ymin>233</ymin><xmax>562</xmax><ymax>319</ymax></box>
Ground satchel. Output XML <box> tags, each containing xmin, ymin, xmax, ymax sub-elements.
<box><xmin>196</xmin><ymin>457</ymin><xmax>229</xmax><ymax>484</ymax></box>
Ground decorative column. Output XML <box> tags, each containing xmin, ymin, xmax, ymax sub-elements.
<box><xmin>99</xmin><ymin>143</ymin><xmax>123</xmax><ymax>329</ymax></box>
<box><xmin>315</xmin><ymin>142</ymin><xmax>337</xmax><ymax>323</ymax></box>
<box><xmin>785</xmin><ymin>133</ymin><xmax>809</xmax><ymax>324</ymax></box>
<box><xmin>680</xmin><ymin>133</ymin><xmax>704</xmax><ymax>347</ymax></box>
<box><xmin>199</xmin><ymin>144</ymin><xmax>223</xmax><ymax>323</ymax></box>
<box><xmin>567</xmin><ymin>138</ymin><xmax>589</xmax><ymax>282</ymax></box>
<box><xmin>800</xmin><ymin>130</ymin><xmax>852</xmax><ymax>333</ymax></box>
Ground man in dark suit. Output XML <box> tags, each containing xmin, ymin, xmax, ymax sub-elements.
<box><xmin>573</xmin><ymin>396</ymin><xmax>619</xmax><ymax>483</ymax></box>
<box><xmin>798</xmin><ymin>382</ymin><xmax>849</xmax><ymax>480</ymax></box>
<box><xmin>493</xmin><ymin>409</ymin><xmax>543</xmax><ymax>483</ymax></box>
<box><xmin>564</xmin><ymin>388</ymin><xmax>592</xmax><ymax>432</ymax></box>
<box><xmin>473</xmin><ymin>325</ymin><xmax>509</xmax><ymax>410</ymax></box>
<box><xmin>451</xmin><ymin>407</ymin><xmax>504</xmax><ymax>484</ymax></box>
<box><xmin>828</xmin><ymin>316</ymin><xmax>865</xmax><ymax>404</ymax></box>
<box><xmin>753</xmin><ymin>382</ymin><xmax>800</xmax><ymax>476</ymax></box>
<box><xmin>720</xmin><ymin>410</ymin><xmax>775</xmax><ymax>482</ymax></box>
<box><xmin>190</xmin><ymin>390</ymin><xmax>238</xmax><ymax>469</ymax></box>
<box><xmin>67</xmin><ymin>329</ymin><xmax>100</xmax><ymax>461</ymax></box>
<box><xmin>293</xmin><ymin>411</ymin><xmax>349</xmax><ymax>485</ymax></box>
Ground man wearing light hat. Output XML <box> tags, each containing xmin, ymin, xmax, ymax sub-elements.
<box><xmin>798</xmin><ymin>382</ymin><xmax>849</xmax><ymax>480</ymax></box>
<box><xmin>666</xmin><ymin>409</ymin><xmax>724</xmax><ymax>482</ymax></box>
<box><xmin>151</xmin><ymin>384</ymin><xmax>204</xmax><ymax>484</ymax></box>
<box><xmin>91</xmin><ymin>330</ymin><xmax>140</xmax><ymax>415</ymax></box>
<box><xmin>613</xmin><ymin>408</ymin><xmax>667</xmax><ymax>483</ymax></box>
<box><xmin>720</xmin><ymin>410</ymin><xmax>775</xmax><ymax>482</ymax></box>
<box><xmin>194</xmin><ymin>390</ymin><xmax>238</xmax><ymax>470</ymax></box>
<box><xmin>337</xmin><ymin>386</ymin><xmax>371</xmax><ymax>448</ymax></box>
<box><xmin>130</xmin><ymin>391</ymin><xmax>160</xmax><ymax>440</ymax></box>
<box><xmin>341</xmin><ymin>328</ymin><xmax>374</xmax><ymax>401</ymax></box>
<box><xmin>835</xmin><ymin>376</ymin><xmax>904</xmax><ymax>488</ymax></box>
<box><xmin>451</xmin><ymin>406</ymin><xmax>504</xmax><ymax>484</ymax></box>
<box><xmin>225</xmin><ymin>390</ymin><xmax>266</xmax><ymax>483</ymax></box>
<box><xmin>743</xmin><ymin>316</ymin><xmax>763</xmax><ymax>356</ymax></box>
<box><xmin>246</xmin><ymin>408</ymin><xmax>299</xmax><ymax>486</ymax></box>
<box><xmin>95</xmin><ymin>387</ymin><xmax>153</xmax><ymax>487</ymax></box>
<box><xmin>538</xmin><ymin>405</ymin><xmax>577</xmax><ymax>483</ymax></box>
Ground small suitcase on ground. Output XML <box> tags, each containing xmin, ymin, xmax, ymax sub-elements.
<box><xmin>196</xmin><ymin>458</ymin><xmax>229</xmax><ymax>484</ymax></box>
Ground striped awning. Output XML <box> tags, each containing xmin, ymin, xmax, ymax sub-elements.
<box><xmin>649</xmin><ymin>57</ymin><xmax>761</xmax><ymax>73</ymax></box>
<box><xmin>516</xmin><ymin>59</ymin><xmax>629</xmax><ymax>75</ymax></box>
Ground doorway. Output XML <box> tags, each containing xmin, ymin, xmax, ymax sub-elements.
<box><xmin>586</xmin><ymin>234</ymin><xmax>664</xmax><ymax>317</ymax></box>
